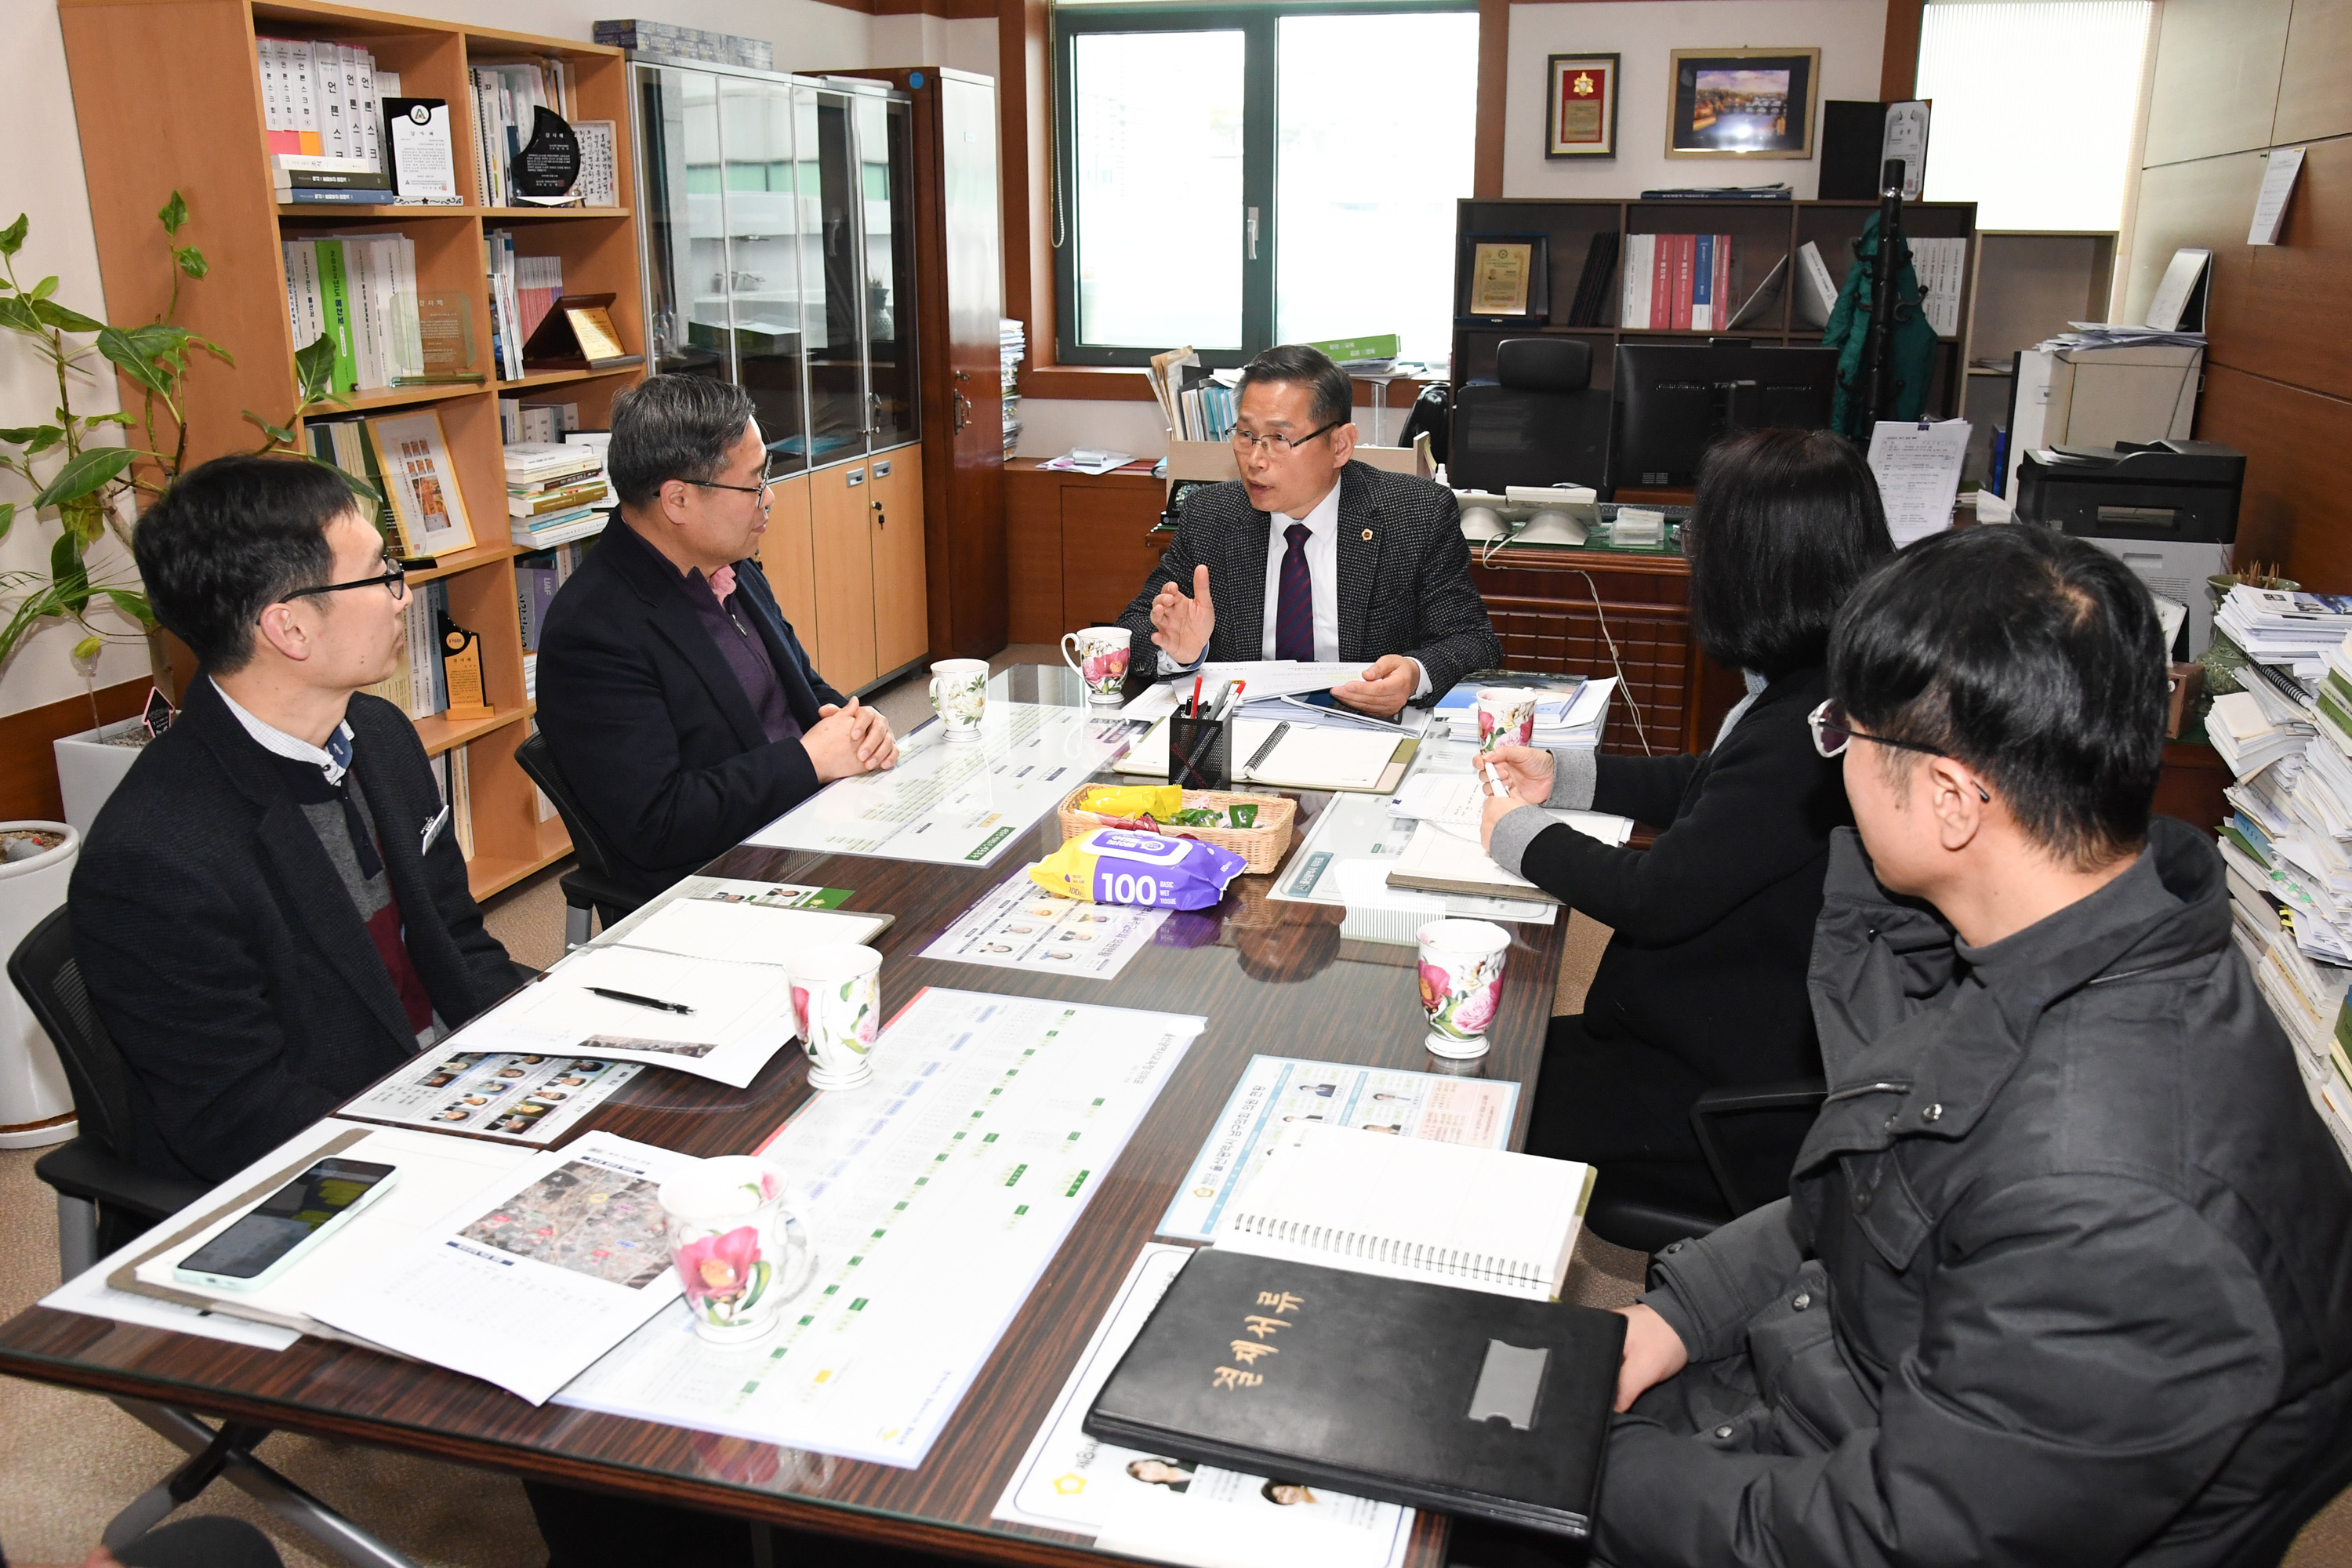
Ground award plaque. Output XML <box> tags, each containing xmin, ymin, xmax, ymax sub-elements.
<box><xmin>510</xmin><ymin>106</ymin><xmax>582</xmax><ymax>203</ymax></box>
<box><xmin>438</xmin><ymin>612</ymin><xmax>495</xmax><ymax>721</ymax></box>
<box><xmin>141</xmin><ymin>685</ymin><xmax>177</xmax><ymax>740</ymax></box>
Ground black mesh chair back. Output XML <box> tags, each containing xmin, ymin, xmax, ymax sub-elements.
<box><xmin>9</xmin><ymin>906</ymin><xmax>135</xmax><ymax>1158</ymax></box>
<box><xmin>516</xmin><ymin>730</ymin><xmax>626</xmax><ymax>885</ymax></box>
<box><xmin>1448</xmin><ymin>337</ymin><xmax>1613</xmax><ymax>495</ymax></box>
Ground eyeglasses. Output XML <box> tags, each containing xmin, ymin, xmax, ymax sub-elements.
<box><xmin>1230</xmin><ymin>419</ymin><xmax>1342</xmax><ymax>457</ymax></box>
<box><xmin>1809</xmin><ymin>699</ymin><xmax>1991</xmax><ymax>800</ymax></box>
<box><xmin>688</xmin><ymin>464</ymin><xmax>789</xmax><ymax>506</ymax></box>
<box><xmin>285</xmin><ymin>554</ymin><xmax>408</xmax><ymax>605</ymax></box>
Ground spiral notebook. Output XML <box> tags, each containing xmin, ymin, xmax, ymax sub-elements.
<box><xmin>1210</xmin><ymin>1123</ymin><xmax>1593</xmax><ymax>1301</ymax></box>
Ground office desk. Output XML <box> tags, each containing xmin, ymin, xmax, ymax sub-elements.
<box><xmin>0</xmin><ymin>670</ymin><xmax>1566</xmax><ymax>1567</ymax></box>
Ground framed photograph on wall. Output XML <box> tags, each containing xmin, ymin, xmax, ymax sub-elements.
<box><xmin>1460</xmin><ymin>234</ymin><xmax>1549</xmax><ymax>323</ymax></box>
<box><xmin>1666</xmin><ymin>47</ymin><xmax>1820</xmax><ymax>159</ymax></box>
<box><xmin>1546</xmin><ymin>53</ymin><xmax>1620</xmax><ymax>158</ymax></box>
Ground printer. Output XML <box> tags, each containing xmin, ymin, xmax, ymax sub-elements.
<box><xmin>2016</xmin><ymin>439</ymin><xmax>2247</xmax><ymax>659</ymax></box>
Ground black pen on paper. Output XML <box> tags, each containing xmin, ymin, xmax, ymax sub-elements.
<box><xmin>587</xmin><ymin>986</ymin><xmax>695</xmax><ymax>1015</ymax></box>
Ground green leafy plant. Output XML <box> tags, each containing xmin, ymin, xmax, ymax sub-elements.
<box><xmin>0</xmin><ymin>194</ymin><xmax>372</xmax><ymax>691</ymax></box>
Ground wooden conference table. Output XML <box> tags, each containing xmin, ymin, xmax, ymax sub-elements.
<box><xmin>0</xmin><ymin>667</ymin><xmax>1570</xmax><ymax>1567</ymax></box>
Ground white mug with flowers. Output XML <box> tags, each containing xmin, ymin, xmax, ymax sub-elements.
<box><xmin>659</xmin><ymin>1156</ymin><xmax>817</xmax><ymax>1344</ymax></box>
<box><xmin>1416</xmin><ymin>918</ymin><xmax>1511</xmax><ymax>1059</ymax></box>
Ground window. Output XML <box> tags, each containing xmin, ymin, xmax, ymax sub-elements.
<box><xmin>1915</xmin><ymin>2</ymin><xmax>2154</xmax><ymax>231</ymax></box>
<box><xmin>1054</xmin><ymin>2</ymin><xmax>1478</xmax><ymax>368</ymax></box>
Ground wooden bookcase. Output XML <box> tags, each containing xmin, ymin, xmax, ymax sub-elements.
<box><xmin>58</xmin><ymin>0</ymin><xmax>647</xmax><ymax>900</ymax></box>
<box><xmin>1453</xmin><ymin>197</ymin><xmax>1980</xmax><ymax>427</ymax></box>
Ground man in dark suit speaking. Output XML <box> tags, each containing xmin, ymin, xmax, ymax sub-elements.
<box><xmin>537</xmin><ymin>376</ymin><xmax>897</xmax><ymax>902</ymax></box>
<box><xmin>1117</xmin><ymin>344</ymin><xmax>1500</xmax><ymax>716</ymax></box>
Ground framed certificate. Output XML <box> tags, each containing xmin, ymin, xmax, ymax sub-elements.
<box><xmin>1546</xmin><ymin>53</ymin><xmax>1619</xmax><ymax>158</ymax></box>
<box><xmin>1666</xmin><ymin>47</ymin><xmax>1820</xmax><ymax>159</ymax></box>
<box><xmin>1461</xmin><ymin>235</ymin><xmax>1548</xmax><ymax>323</ymax></box>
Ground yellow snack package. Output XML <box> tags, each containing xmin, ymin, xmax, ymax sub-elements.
<box><xmin>1077</xmin><ymin>784</ymin><xmax>1184</xmax><ymax>820</ymax></box>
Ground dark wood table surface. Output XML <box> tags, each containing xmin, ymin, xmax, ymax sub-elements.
<box><xmin>0</xmin><ymin>670</ymin><xmax>1569</xmax><ymax>1566</ymax></box>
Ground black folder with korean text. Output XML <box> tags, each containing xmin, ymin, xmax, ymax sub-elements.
<box><xmin>1083</xmin><ymin>1247</ymin><xmax>1625</xmax><ymax>1540</ymax></box>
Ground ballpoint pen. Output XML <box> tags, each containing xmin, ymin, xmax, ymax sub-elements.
<box><xmin>588</xmin><ymin>986</ymin><xmax>696</xmax><ymax>1014</ymax></box>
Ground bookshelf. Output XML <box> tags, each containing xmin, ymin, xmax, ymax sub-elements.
<box><xmin>58</xmin><ymin>0</ymin><xmax>648</xmax><ymax>901</ymax></box>
<box><xmin>1452</xmin><ymin>197</ymin><xmax>1980</xmax><ymax>433</ymax></box>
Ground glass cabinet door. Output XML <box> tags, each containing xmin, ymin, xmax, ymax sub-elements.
<box><xmin>718</xmin><ymin>76</ymin><xmax>811</xmax><ymax>473</ymax></box>
<box><xmin>860</xmin><ymin>94</ymin><xmax>919</xmax><ymax>448</ymax></box>
<box><xmin>635</xmin><ymin>64</ymin><xmax>734</xmax><ymax>382</ymax></box>
<box><xmin>799</xmin><ymin>85</ymin><xmax>869</xmax><ymax>464</ymax></box>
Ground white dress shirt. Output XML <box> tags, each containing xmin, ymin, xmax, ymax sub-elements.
<box><xmin>213</xmin><ymin>678</ymin><xmax>353</xmax><ymax>784</ymax></box>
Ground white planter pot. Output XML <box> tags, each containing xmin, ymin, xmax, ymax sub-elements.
<box><xmin>54</xmin><ymin>717</ymin><xmax>151</xmax><ymax>838</ymax></box>
<box><xmin>0</xmin><ymin>822</ymin><xmax>79</xmax><ymax>1147</ymax></box>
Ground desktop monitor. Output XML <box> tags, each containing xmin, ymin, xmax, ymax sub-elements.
<box><xmin>1606</xmin><ymin>342</ymin><xmax>1841</xmax><ymax>491</ymax></box>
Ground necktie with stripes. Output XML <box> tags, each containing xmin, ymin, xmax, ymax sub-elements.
<box><xmin>1275</xmin><ymin>521</ymin><xmax>1314</xmax><ymax>662</ymax></box>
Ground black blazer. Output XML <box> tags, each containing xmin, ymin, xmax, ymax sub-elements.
<box><xmin>535</xmin><ymin>518</ymin><xmax>845</xmax><ymax>901</ymax></box>
<box><xmin>69</xmin><ymin>678</ymin><xmax>518</xmax><ymax>1184</ymax></box>
<box><xmin>1115</xmin><ymin>461</ymin><xmax>1501</xmax><ymax>702</ymax></box>
<box><xmin>1519</xmin><ymin>666</ymin><xmax>1851</xmax><ymax>1087</ymax></box>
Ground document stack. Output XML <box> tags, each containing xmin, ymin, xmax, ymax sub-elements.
<box><xmin>281</xmin><ymin>236</ymin><xmax>422</xmax><ymax>393</ymax></box>
<box><xmin>1433</xmin><ymin>677</ymin><xmax>1614</xmax><ymax>753</ymax></box>
<box><xmin>506</xmin><ymin>441</ymin><xmax>611</xmax><ymax>550</ymax></box>
<box><xmin>2203</xmin><ymin>634</ymin><xmax>2352</xmax><ymax>1163</ymax></box>
<box><xmin>2212</xmin><ymin>586</ymin><xmax>2352</xmax><ymax>684</ymax></box>
<box><xmin>1000</xmin><ymin>318</ymin><xmax>1025</xmax><ymax>459</ymax></box>
<box><xmin>256</xmin><ymin>37</ymin><xmax>395</xmax><ymax>203</ymax></box>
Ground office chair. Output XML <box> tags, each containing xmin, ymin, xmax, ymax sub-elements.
<box><xmin>514</xmin><ymin>729</ymin><xmax>646</xmax><ymax>948</ymax></box>
<box><xmin>1581</xmin><ymin>1077</ymin><xmax>1828</xmax><ymax>1256</ymax></box>
<box><xmin>9</xmin><ymin>906</ymin><xmax>206</xmax><ymax>1279</ymax></box>
<box><xmin>1447</xmin><ymin>338</ymin><xmax>1613</xmax><ymax>495</ymax></box>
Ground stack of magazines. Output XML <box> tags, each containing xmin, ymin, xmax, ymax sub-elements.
<box><xmin>2213</xmin><ymin>586</ymin><xmax>2352</xmax><ymax>682</ymax></box>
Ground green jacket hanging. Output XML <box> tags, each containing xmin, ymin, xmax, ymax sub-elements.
<box><xmin>1822</xmin><ymin>212</ymin><xmax>1938</xmax><ymax>436</ymax></box>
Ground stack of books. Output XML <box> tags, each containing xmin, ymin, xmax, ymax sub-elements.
<box><xmin>591</xmin><ymin>18</ymin><xmax>773</xmax><ymax>69</ymax></box>
<box><xmin>2215</xmin><ymin>586</ymin><xmax>2352</xmax><ymax>683</ymax></box>
<box><xmin>1432</xmin><ymin>675</ymin><xmax>1612</xmax><ymax>752</ymax></box>
<box><xmin>256</xmin><ymin>37</ymin><xmax>396</xmax><ymax>203</ymax></box>
<box><xmin>2208</xmin><ymin>690</ymin><xmax>2314</xmax><ymax>777</ymax></box>
<box><xmin>1000</xmin><ymin>318</ymin><xmax>1025</xmax><ymax>459</ymax></box>
<box><xmin>506</xmin><ymin>441</ymin><xmax>611</xmax><ymax>549</ymax></box>
<box><xmin>282</xmin><ymin>236</ymin><xmax>422</xmax><ymax>393</ymax></box>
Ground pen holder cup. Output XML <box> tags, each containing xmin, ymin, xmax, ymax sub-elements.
<box><xmin>1167</xmin><ymin>713</ymin><xmax>1232</xmax><ymax>790</ymax></box>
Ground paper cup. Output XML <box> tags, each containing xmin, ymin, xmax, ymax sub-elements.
<box><xmin>927</xmin><ymin>659</ymin><xmax>989</xmax><ymax>740</ymax></box>
<box><xmin>1475</xmin><ymin>688</ymin><xmax>1538</xmax><ymax>753</ymax></box>
<box><xmin>1416</xmin><ymin>919</ymin><xmax>1510</xmax><ymax>1059</ymax></box>
<box><xmin>787</xmin><ymin>944</ymin><xmax>881</xmax><ymax>1091</ymax></box>
<box><xmin>659</xmin><ymin>1156</ymin><xmax>816</xmax><ymax>1345</ymax></box>
<box><xmin>1062</xmin><ymin>626</ymin><xmax>1131</xmax><ymax>703</ymax></box>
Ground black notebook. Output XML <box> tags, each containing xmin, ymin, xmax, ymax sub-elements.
<box><xmin>1083</xmin><ymin>1248</ymin><xmax>1625</xmax><ymax>1540</ymax></box>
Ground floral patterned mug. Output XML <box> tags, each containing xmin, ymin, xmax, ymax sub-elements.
<box><xmin>927</xmin><ymin>659</ymin><xmax>989</xmax><ymax>741</ymax></box>
<box><xmin>659</xmin><ymin>1156</ymin><xmax>816</xmax><ymax>1344</ymax></box>
<box><xmin>786</xmin><ymin>943</ymin><xmax>881</xmax><ymax>1091</ymax></box>
<box><xmin>1416</xmin><ymin>918</ymin><xmax>1510</xmax><ymax>1059</ymax></box>
<box><xmin>1062</xmin><ymin>626</ymin><xmax>1131</xmax><ymax>704</ymax></box>
<box><xmin>1475</xmin><ymin>688</ymin><xmax>1539</xmax><ymax>753</ymax></box>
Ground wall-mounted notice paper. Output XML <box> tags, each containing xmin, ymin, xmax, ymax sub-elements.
<box><xmin>2249</xmin><ymin>147</ymin><xmax>2305</xmax><ymax>245</ymax></box>
<box><xmin>1867</xmin><ymin>418</ymin><xmax>1972</xmax><ymax>546</ymax></box>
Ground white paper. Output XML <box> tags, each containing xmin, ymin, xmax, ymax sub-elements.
<box><xmin>920</xmin><ymin>865</ymin><xmax>1169</xmax><ymax>979</ymax></box>
<box><xmin>455</xmin><ymin>948</ymin><xmax>798</xmax><ymax>1088</ymax></box>
<box><xmin>1189</xmin><ymin>661</ymin><xmax>1373</xmax><ymax>701</ymax></box>
<box><xmin>307</xmin><ymin>1132</ymin><xmax>693</xmax><ymax>1405</ymax></box>
<box><xmin>1117</xmin><ymin>716</ymin><xmax>1408</xmax><ymax>791</ymax></box>
<box><xmin>339</xmin><ymin>1050</ymin><xmax>641</xmax><ymax>1142</ymax></box>
<box><xmin>1157</xmin><ymin>1055</ymin><xmax>1519</xmax><ymax>1242</ymax></box>
<box><xmin>387</xmin><ymin>100</ymin><xmax>460</xmax><ymax>205</ymax></box>
<box><xmin>1907</xmin><ymin>237</ymin><xmax>1969</xmax><ymax>338</ymax></box>
<box><xmin>1867</xmin><ymin>419</ymin><xmax>1972</xmax><ymax>546</ymax></box>
<box><xmin>747</xmin><ymin>703</ymin><xmax>1145</xmax><ymax>866</ymax></box>
<box><xmin>2144</xmin><ymin>248</ymin><xmax>2212</xmax><ymax>332</ymax></box>
<box><xmin>45</xmin><ymin>1264</ymin><xmax>299</xmax><ymax>1351</ymax></box>
<box><xmin>1266</xmin><ymin>793</ymin><xmax>1552</xmax><ymax>924</ymax></box>
<box><xmin>1393</xmin><ymin>772</ymin><xmax>1634</xmax><ymax>850</ymax></box>
<box><xmin>132</xmin><ymin>1127</ymin><xmax>535</xmax><ymax>1334</ymax></box>
<box><xmin>612</xmin><ymin>898</ymin><xmax>888</xmax><ymax>967</ymax></box>
<box><xmin>2249</xmin><ymin>147</ymin><xmax>2305</xmax><ymax>245</ymax></box>
<box><xmin>556</xmin><ymin>989</ymin><xmax>1203</xmax><ymax>1466</ymax></box>
<box><xmin>1386</xmin><ymin>818</ymin><xmax>1554</xmax><ymax>901</ymax></box>
<box><xmin>1044</xmin><ymin>449</ymin><xmax>1134</xmax><ymax>475</ymax></box>
<box><xmin>993</xmin><ymin>1244</ymin><xmax>1411</xmax><ymax>1568</ymax></box>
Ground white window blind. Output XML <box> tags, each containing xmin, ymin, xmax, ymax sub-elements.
<box><xmin>1916</xmin><ymin>1</ymin><xmax>2153</xmax><ymax>231</ymax></box>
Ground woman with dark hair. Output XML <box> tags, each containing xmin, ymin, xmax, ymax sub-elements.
<box><xmin>1475</xmin><ymin>428</ymin><xmax>1893</xmax><ymax>1244</ymax></box>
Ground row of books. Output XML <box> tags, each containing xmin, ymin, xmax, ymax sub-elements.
<box><xmin>1174</xmin><ymin>380</ymin><xmax>1239</xmax><ymax>444</ymax></box>
<box><xmin>256</xmin><ymin>37</ymin><xmax>393</xmax><ymax>168</ymax></box>
<box><xmin>282</xmin><ymin>236</ymin><xmax>421</xmax><ymax>394</ymax></box>
<box><xmin>518</xmin><ymin>536</ymin><xmax>597</xmax><ymax>662</ymax></box>
<box><xmin>358</xmin><ymin>579</ymin><xmax>456</xmax><ymax>721</ymax></box>
<box><xmin>499</xmin><ymin>396</ymin><xmax>579</xmax><ymax>446</ymax></box>
<box><xmin>470</xmin><ymin>60</ymin><xmax>575</xmax><ymax>209</ymax></box>
<box><xmin>1619</xmin><ymin>234</ymin><xmax>1746</xmax><ymax>332</ymax></box>
<box><xmin>1000</xmin><ymin>318</ymin><xmax>1025</xmax><ymax>459</ymax></box>
<box><xmin>434</xmin><ymin>746</ymin><xmax>477</xmax><ymax>860</ymax></box>
<box><xmin>485</xmin><ymin>232</ymin><xmax>561</xmax><ymax>379</ymax></box>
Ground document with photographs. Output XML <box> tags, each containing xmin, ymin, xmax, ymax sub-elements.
<box><xmin>995</xmin><ymin>1243</ymin><xmax>1410</xmax><ymax>1568</ymax></box>
<box><xmin>1157</xmin><ymin>1054</ymin><xmax>1520</xmax><ymax>1242</ymax></box>
<box><xmin>557</xmin><ymin>989</ymin><xmax>1203</xmax><ymax>1465</ymax></box>
<box><xmin>306</xmin><ymin>1131</ymin><xmax>694</xmax><ymax>1404</ymax></box>
<box><xmin>744</xmin><ymin>702</ymin><xmax>1145</xmax><ymax>866</ymax></box>
<box><xmin>451</xmin><ymin>947</ymin><xmax>797</xmax><ymax>1088</ymax></box>
<box><xmin>339</xmin><ymin>1051</ymin><xmax>642</xmax><ymax>1142</ymax></box>
<box><xmin>920</xmin><ymin>864</ymin><xmax>1169</xmax><ymax>980</ymax></box>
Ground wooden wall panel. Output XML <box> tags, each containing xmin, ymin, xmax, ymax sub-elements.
<box><xmin>2141</xmin><ymin>0</ymin><xmax>2292</xmax><ymax>166</ymax></box>
<box><xmin>2275</xmin><ymin>0</ymin><xmax>2352</xmax><ymax>144</ymax></box>
<box><xmin>2118</xmin><ymin>152</ymin><xmax>2259</xmax><ymax>328</ymax></box>
<box><xmin>2217</xmin><ymin>138</ymin><xmax>2352</xmax><ymax>405</ymax></box>
<box><xmin>2196</xmin><ymin>365</ymin><xmax>2352</xmax><ymax>582</ymax></box>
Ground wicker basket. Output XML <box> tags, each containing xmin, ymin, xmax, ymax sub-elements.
<box><xmin>1055</xmin><ymin>784</ymin><xmax>1297</xmax><ymax>875</ymax></box>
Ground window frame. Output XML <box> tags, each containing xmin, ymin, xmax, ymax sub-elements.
<box><xmin>1051</xmin><ymin>0</ymin><xmax>1475</xmax><ymax>368</ymax></box>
